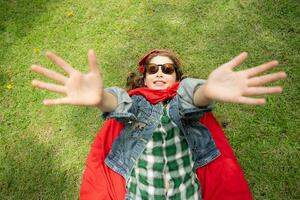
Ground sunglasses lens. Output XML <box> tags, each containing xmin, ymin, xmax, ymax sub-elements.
<box><xmin>162</xmin><ymin>63</ymin><xmax>175</xmax><ymax>74</ymax></box>
<box><xmin>146</xmin><ymin>64</ymin><xmax>159</xmax><ymax>74</ymax></box>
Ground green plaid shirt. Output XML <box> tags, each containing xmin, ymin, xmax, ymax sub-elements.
<box><xmin>126</xmin><ymin>104</ymin><xmax>201</xmax><ymax>200</ymax></box>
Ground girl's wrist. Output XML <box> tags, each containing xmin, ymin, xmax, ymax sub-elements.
<box><xmin>200</xmin><ymin>83</ymin><xmax>213</xmax><ymax>105</ymax></box>
<box><xmin>96</xmin><ymin>91</ymin><xmax>118</xmax><ymax>112</ymax></box>
<box><xmin>193</xmin><ymin>83</ymin><xmax>212</xmax><ymax>107</ymax></box>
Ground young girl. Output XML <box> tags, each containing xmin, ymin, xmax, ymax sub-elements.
<box><xmin>31</xmin><ymin>49</ymin><xmax>286</xmax><ymax>200</ymax></box>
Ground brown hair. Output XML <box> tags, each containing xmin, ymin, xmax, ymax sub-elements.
<box><xmin>126</xmin><ymin>49</ymin><xmax>184</xmax><ymax>90</ymax></box>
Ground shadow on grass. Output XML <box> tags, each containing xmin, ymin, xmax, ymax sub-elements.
<box><xmin>0</xmin><ymin>0</ymin><xmax>59</xmax><ymax>94</ymax></box>
<box><xmin>0</xmin><ymin>134</ymin><xmax>78</xmax><ymax>199</ymax></box>
<box><xmin>0</xmin><ymin>0</ymin><xmax>59</xmax><ymax>43</ymax></box>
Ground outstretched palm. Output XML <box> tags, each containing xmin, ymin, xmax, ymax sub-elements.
<box><xmin>203</xmin><ymin>52</ymin><xmax>286</xmax><ymax>105</ymax></box>
<box><xmin>31</xmin><ymin>50</ymin><xmax>103</xmax><ymax>106</ymax></box>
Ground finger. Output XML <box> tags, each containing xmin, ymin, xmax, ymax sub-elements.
<box><xmin>237</xmin><ymin>97</ymin><xmax>266</xmax><ymax>105</ymax></box>
<box><xmin>243</xmin><ymin>86</ymin><xmax>283</xmax><ymax>96</ymax></box>
<box><xmin>248</xmin><ymin>71</ymin><xmax>287</xmax><ymax>86</ymax></box>
<box><xmin>32</xmin><ymin>80</ymin><xmax>66</xmax><ymax>94</ymax></box>
<box><xmin>244</xmin><ymin>60</ymin><xmax>279</xmax><ymax>77</ymax></box>
<box><xmin>31</xmin><ymin>64</ymin><xmax>67</xmax><ymax>84</ymax></box>
<box><xmin>222</xmin><ymin>52</ymin><xmax>248</xmax><ymax>70</ymax></box>
<box><xmin>88</xmin><ymin>49</ymin><xmax>99</xmax><ymax>73</ymax></box>
<box><xmin>46</xmin><ymin>51</ymin><xmax>74</xmax><ymax>74</ymax></box>
<box><xmin>43</xmin><ymin>97</ymin><xmax>71</xmax><ymax>106</ymax></box>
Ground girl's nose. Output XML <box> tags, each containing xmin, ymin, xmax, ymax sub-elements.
<box><xmin>156</xmin><ymin>67</ymin><xmax>164</xmax><ymax>77</ymax></box>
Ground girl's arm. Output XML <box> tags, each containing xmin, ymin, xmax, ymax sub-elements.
<box><xmin>193</xmin><ymin>52</ymin><xmax>287</xmax><ymax>106</ymax></box>
<box><xmin>31</xmin><ymin>49</ymin><xmax>117</xmax><ymax>112</ymax></box>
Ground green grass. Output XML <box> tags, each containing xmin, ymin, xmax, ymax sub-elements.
<box><xmin>1</xmin><ymin>0</ymin><xmax>299</xmax><ymax>199</ymax></box>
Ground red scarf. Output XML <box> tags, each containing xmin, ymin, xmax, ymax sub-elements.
<box><xmin>127</xmin><ymin>82</ymin><xmax>180</xmax><ymax>104</ymax></box>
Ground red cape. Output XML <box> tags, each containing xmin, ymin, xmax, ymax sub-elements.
<box><xmin>80</xmin><ymin>112</ymin><xmax>253</xmax><ymax>200</ymax></box>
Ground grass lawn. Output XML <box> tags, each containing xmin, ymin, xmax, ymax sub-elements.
<box><xmin>0</xmin><ymin>0</ymin><xmax>299</xmax><ymax>199</ymax></box>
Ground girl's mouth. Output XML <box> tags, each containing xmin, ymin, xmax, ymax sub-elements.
<box><xmin>154</xmin><ymin>81</ymin><xmax>166</xmax><ymax>86</ymax></box>
<box><xmin>154</xmin><ymin>80</ymin><xmax>166</xmax><ymax>84</ymax></box>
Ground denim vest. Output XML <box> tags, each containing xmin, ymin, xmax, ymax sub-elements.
<box><xmin>103</xmin><ymin>78</ymin><xmax>220</xmax><ymax>182</ymax></box>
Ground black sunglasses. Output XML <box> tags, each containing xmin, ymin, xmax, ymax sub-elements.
<box><xmin>145</xmin><ymin>63</ymin><xmax>176</xmax><ymax>75</ymax></box>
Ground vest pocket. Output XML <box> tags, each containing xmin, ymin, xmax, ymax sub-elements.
<box><xmin>129</xmin><ymin>121</ymin><xmax>147</xmax><ymax>137</ymax></box>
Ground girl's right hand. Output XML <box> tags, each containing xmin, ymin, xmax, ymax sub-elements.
<box><xmin>31</xmin><ymin>49</ymin><xmax>104</xmax><ymax>106</ymax></box>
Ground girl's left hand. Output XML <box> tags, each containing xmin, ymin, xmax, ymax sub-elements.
<box><xmin>202</xmin><ymin>52</ymin><xmax>287</xmax><ymax>105</ymax></box>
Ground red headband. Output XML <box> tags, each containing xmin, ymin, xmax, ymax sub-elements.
<box><xmin>137</xmin><ymin>49</ymin><xmax>162</xmax><ymax>74</ymax></box>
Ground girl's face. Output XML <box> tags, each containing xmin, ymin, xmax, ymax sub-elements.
<box><xmin>144</xmin><ymin>55</ymin><xmax>177</xmax><ymax>90</ymax></box>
